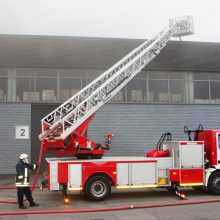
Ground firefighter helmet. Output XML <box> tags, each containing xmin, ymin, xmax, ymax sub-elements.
<box><xmin>19</xmin><ymin>153</ymin><xmax>29</xmax><ymax>164</ymax></box>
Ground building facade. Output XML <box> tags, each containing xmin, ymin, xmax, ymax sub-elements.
<box><xmin>0</xmin><ymin>34</ymin><xmax>220</xmax><ymax>174</ymax></box>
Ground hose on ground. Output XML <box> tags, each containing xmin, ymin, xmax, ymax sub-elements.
<box><xmin>1</xmin><ymin>199</ymin><xmax>220</xmax><ymax>215</ymax></box>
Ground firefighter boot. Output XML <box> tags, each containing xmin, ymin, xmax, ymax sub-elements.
<box><xmin>30</xmin><ymin>201</ymin><xmax>39</xmax><ymax>207</ymax></box>
<box><xmin>19</xmin><ymin>204</ymin><xmax>27</xmax><ymax>209</ymax></box>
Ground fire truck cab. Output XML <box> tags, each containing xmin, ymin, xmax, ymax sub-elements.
<box><xmin>194</xmin><ymin>129</ymin><xmax>220</xmax><ymax>195</ymax></box>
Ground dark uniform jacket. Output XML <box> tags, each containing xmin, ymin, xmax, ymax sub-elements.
<box><xmin>15</xmin><ymin>159</ymin><xmax>37</xmax><ymax>187</ymax></box>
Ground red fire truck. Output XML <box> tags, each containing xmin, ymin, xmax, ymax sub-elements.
<box><xmin>38</xmin><ymin>17</ymin><xmax>220</xmax><ymax>201</ymax></box>
<box><xmin>44</xmin><ymin>126</ymin><xmax>220</xmax><ymax>201</ymax></box>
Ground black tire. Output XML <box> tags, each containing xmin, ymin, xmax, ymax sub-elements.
<box><xmin>208</xmin><ymin>172</ymin><xmax>220</xmax><ymax>195</ymax></box>
<box><xmin>84</xmin><ymin>175</ymin><xmax>111</xmax><ymax>201</ymax></box>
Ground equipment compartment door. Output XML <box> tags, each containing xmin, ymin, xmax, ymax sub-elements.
<box><xmin>131</xmin><ymin>162</ymin><xmax>157</xmax><ymax>186</ymax></box>
<box><xmin>68</xmin><ymin>164</ymin><xmax>82</xmax><ymax>189</ymax></box>
<box><xmin>117</xmin><ymin>162</ymin><xmax>157</xmax><ymax>187</ymax></box>
<box><xmin>180</xmin><ymin>169</ymin><xmax>204</xmax><ymax>185</ymax></box>
<box><xmin>180</xmin><ymin>144</ymin><xmax>204</xmax><ymax>168</ymax></box>
<box><xmin>117</xmin><ymin>163</ymin><xmax>129</xmax><ymax>186</ymax></box>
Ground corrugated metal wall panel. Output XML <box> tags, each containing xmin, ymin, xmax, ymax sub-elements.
<box><xmin>0</xmin><ymin>103</ymin><xmax>31</xmax><ymax>174</ymax></box>
<box><xmin>3</xmin><ymin>102</ymin><xmax>220</xmax><ymax>174</ymax></box>
<box><xmin>88</xmin><ymin>104</ymin><xmax>220</xmax><ymax>156</ymax></box>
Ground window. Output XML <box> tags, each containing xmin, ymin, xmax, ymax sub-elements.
<box><xmin>169</xmin><ymin>72</ymin><xmax>186</xmax><ymax>80</ymax></box>
<box><xmin>169</xmin><ymin>72</ymin><xmax>187</xmax><ymax>103</ymax></box>
<box><xmin>0</xmin><ymin>68</ymin><xmax>8</xmax><ymax>77</ymax></box>
<box><xmin>1</xmin><ymin>68</ymin><xmax>220</xmax><ymax>104</ymax></box>
<box><xmin>0</xmin><ymin>76</ymin><xmax>7</xmax><ymax>101</ymax></box>
<box><xmin>149</xmin><ymin>80</ymin><xmax>169</xmax><ymax>102</ymax></box>
<box><xmin>36</xmin><ymin>77</ymin><xmax>57</xmax><ymax>102</ymax></box>
<box><xmin>148</xmin><ymin>71</ymin><xmax>169</xmax><ymax>103</ymax></box>
<box><xmin>0</xmin><ymin>68</ymin><xmax>8</xmax><ymax>101</ymax></box>
<box><xmin>148</xmin><ymin>71</ymin><xmax>168</xmax><ymax>79</ymax></box>
<box><xmin>210</xmin><ymin>82</ymin><xmax>220</xmax><ymax>103</ymax></box>
<box><xmin>193</xmin><ymin>73</ymin><xmax>209</xmax><ymax>80</ymax></box>
<box><xmin>170</xmin><ymin>80</ymin><xmax>186</xmax><ymax>103</ymax></box>
<box><xmin>59</xmin><ymin>77</ymin><xmax>81</xmax><ymax>102</ymax></box>
<box><xmin>191</xmin><ymin>72</ymin><xmax>210</xmax><ymax>104</ymax></box>
<box><xmin>127</xmin><ymin>78</ymin><xmax>146</xmax><ymax>102</ymax></box>
<box><xmin>16</xmin><ymin>76</ymin><xmax>36</xmax><ymax>102</ymax></box>
<box><xmin>210</xmin><ymin>73</ymin><xmax>220</xmax><ymax>104</ymax></box>
<box><xmin>218</xmin><ymin>134</ymin><xmax>220</xmax><ymax>149</ymax></box>
<box><xmin>210</xmin><ymin>73</ymin><xmax>220</xmax><ymax>80</ymax></box>
<box><xmin>193</xmin><ymin>81</ymin><xmax>209</xmax><ymax>103</ymax></box>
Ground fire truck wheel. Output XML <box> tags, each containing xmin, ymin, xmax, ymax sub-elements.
<box><xmin>208</xmin><ymin>172</ymin><xmax>220</xmax><ymax>195</ymax></box>
<box><xmin>85</xmin><ymin>175</ymin><xmax>111</xmax><ymax>201</ymax></box>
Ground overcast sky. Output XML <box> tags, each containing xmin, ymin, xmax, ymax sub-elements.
<box><xmin>0</xmin><ymin>0</ymin><xmax>219</xmax><ymax>42</ymax></box>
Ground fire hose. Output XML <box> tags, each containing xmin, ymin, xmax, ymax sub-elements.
<box><xmin>1</xmin><ymin>199</ymin><xmax>220</xmax><ymax>216</ymax></box>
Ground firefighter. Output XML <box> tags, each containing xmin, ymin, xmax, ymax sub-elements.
<box><xmin>15</xmin><ymin>153</ymin><xmax>39</xmax><ymax>209</ymax></box>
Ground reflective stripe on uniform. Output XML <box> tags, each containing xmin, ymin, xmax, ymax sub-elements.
<box><xmin>18</xmin><ymin>175</ymin><xmax>23</xmax><ymax>179</ymax></box>
<box><xmin>24</xmin><ymin>168</ymin><xmax>28</xmax><ymax>177</ymax></box>
<box><xmin>16</xmin><ymin>182</ymin><xmax>29</xmax><ymax>186</ymax></box>
<box><xmin>24</xmin><ymin>168</ymin><xmax>28</xmax><ymax>184</ymax></box>
<box><xmin>16</xmin><ymin>184</ymin><xmax>30</xmax><ymax>187</ymax></box>
<box><xmin>33</xmin><ymin>164</ymin><xmax>36</xmax><ymax>170</ymax></box>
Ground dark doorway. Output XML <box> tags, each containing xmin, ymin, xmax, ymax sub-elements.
<box><xmin>31</xmin><ymin>103</ymin><xmax>59</xmax><ymax>171</ymax></box>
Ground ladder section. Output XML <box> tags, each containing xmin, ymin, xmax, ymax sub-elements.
<box><xmin>39</xmin><ymin>29</ymin><xmax>167</xmax><ymax>140</ymax></box>
<box><xmin>39</xmin><ymin>16</ymin><xmax>193</xmax><ymax>140</ymax></box>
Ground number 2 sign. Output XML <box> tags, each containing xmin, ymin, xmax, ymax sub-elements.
<box><xmin>15</xmin><ymin>125</ymin><xmax>30</xmax><ymax>139</ymax></box>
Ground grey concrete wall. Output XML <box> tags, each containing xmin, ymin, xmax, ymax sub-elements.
<box><xmin>0</xmin><ymin>103</ymin><xmax>31</xmax><ymax>174</ymax></box>
<box><xmin>88</xmin><ymin>103</ymin><xmax>220</xmax><ymax>156</ymax></box>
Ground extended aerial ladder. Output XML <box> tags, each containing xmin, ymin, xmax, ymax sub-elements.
<box><xmin>39</xmin><ymin>16</ymin><xmax>194</xmax><ymax>159</ymax></box>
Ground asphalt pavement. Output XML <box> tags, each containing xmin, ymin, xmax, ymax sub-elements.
<box><xmin>1</xmin><ymin>176</ymin><xmax>220</xmax><ymax>220</ymax></box>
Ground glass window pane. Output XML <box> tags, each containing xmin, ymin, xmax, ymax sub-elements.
<box><xmin>16</xmin><ymin>77</ymin><xmax>37</xmax><ymax>102</ymax></box>
<box><xmin>210</xmin><ymin>81</ymin><xmax>220</xmax><ymax>103</ymax></box>
<box><xmin>135</xmin><ymin>71</ymin><xmax>146</xmax><ymax>79</ymax></box>
<box><xmin>149</xmin><ymin>80</ymin><xmax>168</xmax><ymax>102</ymax></box>
<box><xmin>193</xmin><ymin>73</ymin><xmax>209</xmax><ymax>80</ymax></box>
<box><xmin>148</xmin><ymin>71</ymin><xmax>168</xmax><ymax>79</ymax></box>
<box><xmin>60</xmin><ymin>77</ymin><xmax>81</xmax><ymax>102</ymax></box>
<box><xmin>59</xmin><ymin>69</ymin><xmax>82</xmax><ymax>77</ymax></box>
<box><xmin>0</xmin><ymin>77</ymin><xmax>7</xmax><ymax>101</ymax></box>
<box><xmin>0</xmin><ymin>68</ymin><xmax>8</xmax><ymax>77</ymax></box>
<box><xmin>59</xmin><ymin>68</ymin><xmax>103</xmax><ymax>78</ymax></box>
<box><xmin>169</xmin><ymin>72</ymin><xmax>186</xmax><ymax>80</ymax></box>
<box><xmin>16</xmin><ymin>68</ymin><xmax>34</xmax><ymax>77</ymax></box>
<box><xmin>210</xmin><ymin>73</ymin><xmax>220</xmax><ymax>80</ymax></box>
<box><xmin>170</xmin><ymin>80</ymin><xmax>186</xmax><ymax>102</ymax></box>
<box><xmin>35</xmin><ymin>69</ymin><xmax>57</xmax><ymax>77</ymax></box>
<box><xmin>111</xmin><ymin>88</ymin><xmax>125</xmax><ymax>103</ymax></box>
<box><xmin>127</xmin><ymin>78</ymin><xmax>146</xmax><ymax>102</ymax></box>
<box><xmin>36</xmin><ymin>78</ymin><xmax>57</xmax><ymax>102</ymax></box>
<box><xmin>193</xmin><ymin>81</ymin><xmax>209</xmax><ymax>103</ymax></box>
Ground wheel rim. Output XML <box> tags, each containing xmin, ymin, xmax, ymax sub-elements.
<box><xmin>213</xmin><ymin>177</ymin><xmax>220</xmax><ymax>190</ymax></box>
<box><xmin>91</xmin><ymin>181</ymin><xmax>106</xmax><ymax>198</ymax></box>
